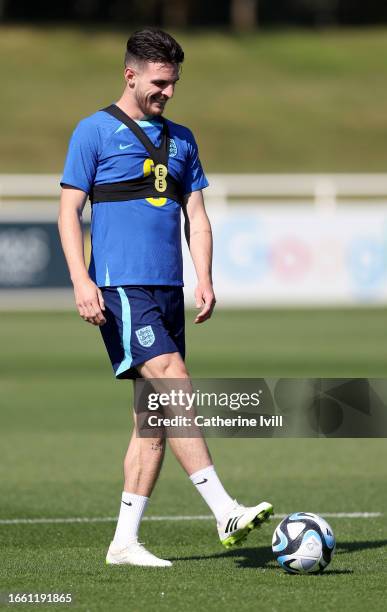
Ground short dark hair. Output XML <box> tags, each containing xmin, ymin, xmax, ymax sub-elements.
<box><xmin>125</xmin><ymin>28</ymin><xmax>184</xmax><ymax>67</ymax></box>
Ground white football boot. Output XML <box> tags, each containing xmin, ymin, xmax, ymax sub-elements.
<box><xmin>218</xmin><ymin>500</ymin><xmax>274</xmax><ymax>549</ymax></box>
<box><xmin>106</xmin><ymin>540</ymin><xmax>172</xmax><ymax>567</ymax></box>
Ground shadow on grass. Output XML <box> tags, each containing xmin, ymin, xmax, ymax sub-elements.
<box><xmin>170</xmin><ymin>539</ymin><xmax>387</xmax><ymax>569</ymax></box>
<box><xmin>336</xmin><ymin>539</ymin><xmax>387</xmax><ymax>554</ymax></box>
<box><xmin>169</xmin><ymin>545</ymin><xmax>280</xmax><ymax>568</ymax></box>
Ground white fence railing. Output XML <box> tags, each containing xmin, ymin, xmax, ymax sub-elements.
<box><xmin>207</xmin><ymin>173</ymin><xmax>387</xmax><ymax>209</ymax></box>
<box><xmin>1</xmin><ymin>173</ymin><xmax>387</xmax><ymax>214</ymax></box>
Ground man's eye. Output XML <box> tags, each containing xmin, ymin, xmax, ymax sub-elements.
<box><xmin>153</xmin><ymin>81</ymin><xmax>177</xmax><ymax>87</ymax></box>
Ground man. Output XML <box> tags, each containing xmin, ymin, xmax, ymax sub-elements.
<box><xmin>58</xmin><ymin>28</ymin><xmax>273</xmax><ymax>567</ymax></box>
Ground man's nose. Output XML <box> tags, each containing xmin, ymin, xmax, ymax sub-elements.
<box><xmin>162</xmin><ymin>84</ymin><xmax>174</xmax><ymax>98</ymax></box>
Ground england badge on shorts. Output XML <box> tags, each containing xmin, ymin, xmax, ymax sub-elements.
<box><xmin>135</xmin><ymin>325</ymin><xmax>155</xmax><ymax>347</ymax></box>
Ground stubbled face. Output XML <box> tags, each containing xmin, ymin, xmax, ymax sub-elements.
<box><xmin>127</xmin><ymin>61</ymin><xmax>180</xmax><ymax>117</ymax></box>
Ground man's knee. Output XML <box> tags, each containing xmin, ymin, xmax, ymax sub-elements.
<box><xmin>138</xmin><ymin>352</ymin><xmax>189</xmax><ymax>379</ymax></box>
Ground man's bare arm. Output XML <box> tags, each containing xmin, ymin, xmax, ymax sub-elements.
<box><xmin>183</xmin><ymin>189</ymin><xmax>216</xmax><ymax>324</ymax></box>
<box><xmin>58</xmin><ymin>187</ymin><xmax>106</xmax><ymax>326</ymax></box>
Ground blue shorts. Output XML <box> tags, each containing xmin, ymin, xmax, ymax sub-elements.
<box><xmin>99</xmin><ymin>285</ymin><xmax>185</xmax><ymax>379</ymax></box>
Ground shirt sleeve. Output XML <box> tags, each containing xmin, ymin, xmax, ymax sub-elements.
<box><xmin>183</xmin><ymin>130</ymin><xmax>209</xmax><ymax>195</ymax></box>
<box><xmin>60</xmin><ymin>118</ymin><xmax>100</xmax><ymax>194</ymax></box>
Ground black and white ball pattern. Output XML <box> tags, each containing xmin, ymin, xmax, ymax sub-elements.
<box><xmin>272</xmin><ymin>512</ymin><xmax>336</xmax><ymax>573</ymax></box>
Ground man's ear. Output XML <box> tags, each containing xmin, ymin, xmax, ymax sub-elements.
<box><xmin>124</xmin><ymin>65</ymin><xmax>136</xmax><ymax>88</ymax></box>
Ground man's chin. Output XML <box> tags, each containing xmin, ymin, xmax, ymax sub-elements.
<box><xmin>148</xmin><ymin>103</ymin><xmax>166</xmax><ymax>116</ymax></box>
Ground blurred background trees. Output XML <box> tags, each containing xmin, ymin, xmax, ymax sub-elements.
<box><xmin>1</xmin><ymin>0</ymin><xmax>387</xmax><ymax>28</ymax></box>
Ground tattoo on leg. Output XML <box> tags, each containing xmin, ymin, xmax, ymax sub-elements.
<box><xmin>151</xmin><ymin>442</ymin><xmax>164</xmax><ymax>452</ymax></box>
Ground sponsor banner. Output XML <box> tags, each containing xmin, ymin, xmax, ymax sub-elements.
<box><xmin>0</xmin><ymin>223</ymin><xmax>89</xmax><ymax>288</ymax></box>
<box><xmin>1</xmin><ymin>205</ymin><xmax>387</xmax><ymax>305</ymax></box>
<box><xmin>183</xmin><ymin>205</ymin><xmax>387</xmax><ymax>305</ymax></box>
<box><xmin>134</xmin><ymin>378</ymin><xmax>387</xmax><ymax>438</ymax></box>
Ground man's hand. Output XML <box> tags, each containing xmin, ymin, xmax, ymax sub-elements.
<box><xmin>194</xmin><ymin>283</ymin><xmax>216</xmax><ymax>324</ymax></box>
<box><xmin>73</xmin><ymin>277</ymin><xmax>106</xmax><ymax>326</ymax></box>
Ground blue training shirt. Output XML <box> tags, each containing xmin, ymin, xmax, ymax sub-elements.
<box><xmin>61</xmin><ymin>108</ymin><xmax>209</xmax><ymax>287</ymax></box>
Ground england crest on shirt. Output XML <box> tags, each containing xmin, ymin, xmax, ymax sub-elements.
<box><xmin>169</xmin><ymin>139</ymin><xmax>178</xmax><ymax>157</ymax></box>
<box><xmin>136</xmin><ymin>325</ymin><xmax>155</xmax><ymax>347</ymax></box>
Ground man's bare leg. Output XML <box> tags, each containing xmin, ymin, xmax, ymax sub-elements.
<box><xmin>137</xmin><ymin>352</ymin><xmax>213</xmax><ymax>473</ymax></box>
<box><xmin>137</xmin><ymin>352</ymin><xmax>236</xmax><ymax>520</ymax></box>
<box><xmin>136</xmin><ymin>352</ymin><xmax>274</xmax><ymax>550</ymax></box>
<box><xmin>111</xmin><ymin>400</ymin><xmax>166</xmax><ymax>547</ymax></box>
<box><xmin>106</xmin><ymin>391</ymin><xmax>173</xmax><ymax>567</ymax></box>
<box><xmin>123</xmin><ymin>413</ymin><xmax>165</xmax><ymax>496</ymax></box>
<box><xmin>109</xmin><ymin>351</ymin><xmax>273</xmax><ymax>562</ymax></box>
<box><xmin>111</xmin><ymin>351</ymin><xmax>212</xmax><ymax>555</ymax></box>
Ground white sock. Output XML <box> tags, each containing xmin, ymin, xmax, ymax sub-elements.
<box><xmin>112</xmin><ymin>491</ymin><xmax>149</xmax><ymax>547</ymax></box>
<box><xmin>189</xmin><ymin>465</ymin><xmax>234</xmax><ymax>522</ymax></box>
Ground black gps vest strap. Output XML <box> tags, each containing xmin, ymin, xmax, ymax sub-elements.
<box><xmin>102</xmin><ymin>104</ymin><xmax>170</xmax><ymax>166</ymax></box>
<box><xmin>89</xmin><ymin>105</ymin><xmax>184</xmax><ymax>205</ymax></box>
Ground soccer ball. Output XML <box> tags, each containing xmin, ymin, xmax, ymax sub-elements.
<box><xmin>272</xmin><ymin>512</ymin><xmax>336</xmax><ymax>574</ymax></box>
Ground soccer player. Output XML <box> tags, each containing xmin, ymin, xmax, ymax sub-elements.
<box><xmin>58</xmin><ymin>29</ymin><xmax>273</xmax><ymax>567</ymax></box>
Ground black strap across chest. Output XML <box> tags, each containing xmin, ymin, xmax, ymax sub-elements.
<box><xmin>103</xmin><ymin>104</ymin><xmax>170</xmax><ymax>166</ymax></box>
<box><xmin>89</xmin><ymin>104</ymin><xmax>184</xmax><ymax>206</ymax></box>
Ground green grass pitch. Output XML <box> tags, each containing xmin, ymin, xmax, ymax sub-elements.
<box><xmin>1</xmin><ymin>309</ymin><xmax>387</xmax><ymax>611</ymax></box>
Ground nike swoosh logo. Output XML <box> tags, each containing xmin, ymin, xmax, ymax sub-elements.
<box><xmin>194</xmin><ymin>478</ymin><xmax>208</xmax><ymax>485</ymax></box>
<box><xmin>119</xmin><ymin>143</ymin><xmax>134</xmax><ymax>150</ymax></box>
<box><xmin>121</xmin><ymin>500</ymin><xmax>132</xmax><ymax>506</ymax></box>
